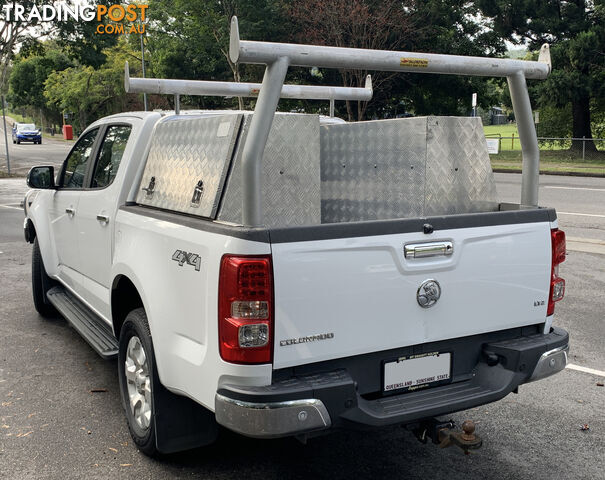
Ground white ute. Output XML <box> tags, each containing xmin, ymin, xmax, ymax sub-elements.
<box><xmin>23</xmin><ymin>18</ymin><xmax>569</xmax><ymax>455</ymax></box>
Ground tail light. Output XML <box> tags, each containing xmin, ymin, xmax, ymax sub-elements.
<box><xmin>548</xmin><ymin>229</ymin><xmax>566</xmax><ymax>316</ymax></box>
<box><xmin>218</xmin><ymin>255</ymin><xmax>273</xmax><ymax>364</ymax></box>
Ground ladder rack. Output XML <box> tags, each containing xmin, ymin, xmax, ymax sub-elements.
<box><xmin>228</xmin><ymin>16</ymin><xmax>551</xmax><ymax>225</ymax></box>
<box><xmin>124</xmin><ymin>61</ymin><xmax>372</xmax><ymax>115</ymax></box>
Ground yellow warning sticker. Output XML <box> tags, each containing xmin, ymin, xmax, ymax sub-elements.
<box><xmin>400</xmin><ymin>57</ymin><xmax>429</xmax><ymax>68</ymax></box>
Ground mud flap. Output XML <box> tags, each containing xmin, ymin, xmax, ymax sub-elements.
<box><xmin>153</xmin><ymin>381</ymin><xmax>219</xmax><ymax>454</ymax></box>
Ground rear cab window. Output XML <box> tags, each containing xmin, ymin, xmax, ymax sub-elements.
<box><xmin>91</xmin><ymin>125</ymin><xmax>132</xmax><ymax>189</ymax></box>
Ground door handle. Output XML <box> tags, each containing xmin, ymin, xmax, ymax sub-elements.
<box><xmin>96</xmin><ymin>214</ymin><xmax>110</xmax><ymax>224</ymax></box>
<box><xmin>65</xmin><ymin>207</ymin><xmax>75</xmax><ymax>216</ymax></box>
<box><xmin>404</xmin><ymin>241</ymin><xmax>453</xmax><ymax>259</ymax></box>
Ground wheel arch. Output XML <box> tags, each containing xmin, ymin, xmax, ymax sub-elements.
<box><xmin>25</xmin><ymin>191</ymin><xmax>61</xmax><ymax>278</ymax></box>
<box><xmin>111</xmin><ymin>274</ymin><xmax>145</xmax><ymax>338</ymax></box>
<box><xmin>24</xmin><ymin>217</ymin><xmax>36</xmax><ymax>243</ymax></box>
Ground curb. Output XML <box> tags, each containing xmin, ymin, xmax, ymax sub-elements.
<box><xmin>492</xmin><ymin>168</ymin><xmax>605</xmax><ymax>178</ymax></box>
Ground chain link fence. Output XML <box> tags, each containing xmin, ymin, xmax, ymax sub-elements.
<box><xmin>486</xmin><ymin>135</ymin><xmax>605</xmax><ymax>164</ymax></box>
<box><xmin>486</xmin><ymin>135</ymin><xmax>605</xmax><ymax>175</ymax></box>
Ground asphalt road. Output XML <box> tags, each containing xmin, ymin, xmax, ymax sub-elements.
<box><xmin>0</xmin><ymin>174</ymin><xmax>604</xmax><ymax>479</ymax></box>
<box><xmin>0</xmin><ymin>116</ymin><xmax>73</xmax><ymax>176</ymax></box>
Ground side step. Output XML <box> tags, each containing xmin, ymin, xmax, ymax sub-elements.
<box><xmin>47</xmin><ymin>286</ymin><xmax>118</xmax><ymax>359</ymax></box>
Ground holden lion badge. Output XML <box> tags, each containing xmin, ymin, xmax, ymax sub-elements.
<box><xmin>417</xmin><ymin>279</ymin><xmax>441</xmax><ymax>308</ymax></box>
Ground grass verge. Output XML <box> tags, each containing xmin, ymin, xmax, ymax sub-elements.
<box><xmin>0</xmin><ymin>170</ymin><xmax>18</xmax><ymax>178</ymax></box>
<box><xmin>491</xmin><ymin>159</ymin><xmax>605</xmax><ymax>176</ymax></box>
<box><xmin>492</xmin><ymin>164</ymin><xmax>605</xmax><ymax>175</ymax></box>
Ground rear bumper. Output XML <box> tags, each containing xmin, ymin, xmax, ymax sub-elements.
<box><xmin>528</xmin><ymin>344</ymin><xmax>569</xmax><ymax>382</ymax></box>
<box><xmin>215</xmin><ymin>326</ymin><xmax>569</xmax><ymax>438</ymax></box>
<box><xmin>16</xmin><ymin>135</ymin><xmax>41</xmax><ymax>142</ymax></box>
<box><xmin>215</xmin><ymin>396</ymin><xmax>331</xmax><ymax>439</ymax></box>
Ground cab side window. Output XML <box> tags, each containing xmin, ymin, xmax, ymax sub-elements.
<box><xmin>62</xmin><ymin>128</ymin><xmax>99</xmax><ymax>189</ymax></box>
<box><xmin>91</xmin><ymin>125</ymin><xmax>132</xmax><ymax>189</ymax></box>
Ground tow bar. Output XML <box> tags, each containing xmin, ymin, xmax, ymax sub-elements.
<box><xmin>412</xmin><ymin>419</ymin><xmax>482</xmax><ymax>454</ymax></box>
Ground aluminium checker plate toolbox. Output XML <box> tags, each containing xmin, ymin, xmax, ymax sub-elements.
<box><xmin>137</xmin><ymin>113</ymin><xmax>497</xmax><ymax>227</ymax></box>
<box><xmin>136</xmin><ymin>114</ymin><xmax>243</xmax><ymax>219</ymax></box>
<box><xmin>137</xmin><ymin>112</ymin><xmax>322</xmax><ymax>228</ymax></box>
<box><xmin>319</xmin><ymin>116</ymin><xmax>499</xmax><ymax>223</ymax></box>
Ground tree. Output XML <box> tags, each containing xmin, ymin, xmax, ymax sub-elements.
<box><xmin>477</xmin><ymin>0</ymin><xmax>605</xmax><ymax>152</ymax></box>
<box><xmin>8</xmin><ymin>46</ymin><xmax>73</xmax><ymax>122</ymax></box>
<box><xmin>287</xmin><ymin>0</ymin><xmax>504</xmax><ymax>120</ymax></box>
<box><xmin>44</xmin><ymin>40</ymin><xmax>138</xmax><ymax>130</ymax></box>
<box><xmin>142</xmin><ymin>0</ymin><xmax>288</xmax><ymax>110</ymax></box>
<box><xmin>0</xmin><ymin>0</ymin><xmax>53</xmax><ymax>92</ymax></box>
<box><xmin>53</xmin><ymin>0</ymin><xmax>119</xmax><ymax>68</ymax></box>
<box><xmin>288</xmin><ymin>0</ymin><xmax>416</xmax><ymax>120</ymax></box>
<box><xmin>392</xmin><ymin>0</ymin><xmax>504</xmax><ymax>117</ymax></box>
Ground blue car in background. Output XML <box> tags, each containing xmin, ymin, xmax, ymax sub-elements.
<box><xmin>12</xmin><ymin>123</ymin><xmax>42</xmax><ymax>144</ymax></box>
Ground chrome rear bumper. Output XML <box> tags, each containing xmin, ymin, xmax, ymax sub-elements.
<box><xmin>215</xmin><ymin>394</ymin><xmax>331</xmax><ymax>438</ymax></box>
<box><xmin>528</xmin><ymin>345</ymin><xmax>569</xmax><ymax>382</ymax></box>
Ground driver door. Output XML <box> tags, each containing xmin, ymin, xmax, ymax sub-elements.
<box><xmin>75</xmin><ymin>123</ymin><xmax>133</xmax><ymax>319</ymax></box>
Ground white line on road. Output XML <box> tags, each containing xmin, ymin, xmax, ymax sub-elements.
<box><xmin>558</xmin><ymin>211</ymin><xmax>605</xmax><ymax>218</ymax></box>
<box><xmin>567</xmin><ymin>236</ymin><xmax>605</xmax><ymax>245</ymax></box>
<box><xmin>544</xmin><ymin>186</ymin><xmax>605</xmax><ymax>192</ymax></box>
<box><xmin>566</xmin><ymin>363</ymin><xmax>605</xmax><ymax>378</ymax></box>
<box><xmin>0</xmin><ymin>204</ymin><xmax>21</xmax><ymax>210</ymax></box>
<box><xmin>566</xmin><ymin>237</ymin><xmax>605</xmax><ymax>255</ymax></box>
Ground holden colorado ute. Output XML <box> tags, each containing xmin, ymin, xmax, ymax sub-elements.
<box><xmin>22</xmin><ymin>18</ymin><xmax>568</xmax><ymax>456</ymax></box>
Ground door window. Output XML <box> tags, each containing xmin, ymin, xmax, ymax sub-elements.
<box><xmin>62</xmin><ymin>128</ymin><xmax>99</xmax><ymax>188</ymax></box>
<box><xmin>91</xmin><ymin>125</ymin><xmax>132</xmax><ymax>188</ymax></box>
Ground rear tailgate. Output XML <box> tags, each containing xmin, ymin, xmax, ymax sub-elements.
<box><xmin>270</xmin><ymin>210</ymin><xmax>555</xmax><ymax>369</ymax></box>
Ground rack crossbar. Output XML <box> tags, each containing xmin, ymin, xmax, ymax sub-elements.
<box><xmin>124</xmin><ymin>62</ymin><xmax>372</xmax><ymax>101</ymax></box>
<box><xmin>230</xmin><ymin>37</ymin><xmax>551</xmax><ymax>80</ymax></box>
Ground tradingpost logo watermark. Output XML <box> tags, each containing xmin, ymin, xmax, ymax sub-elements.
<box><xmin>1</xmin><ymin>2</ymin><xmax>148</xmax><ymax>35</ymax></box>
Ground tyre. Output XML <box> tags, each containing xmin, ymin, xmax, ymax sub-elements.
<box><xmin>31</xmin><ymin>237</ymin><xmax>58</xmax><ymax>317</ymax></box>
<box><xmin>16</xmin><ymin>139</ymin><xmax>20</xmax><ymax>144</ymax></box>
<box><xmin>118</xmin><ymin>308</ymin><xmax>159</xmax><ymax>456</ymax></box>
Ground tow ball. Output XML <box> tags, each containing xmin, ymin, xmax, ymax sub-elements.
<box><xmin>412</xmin><ymin>419</ymin><xmax>482</xmax><ymax>454</ymax></box>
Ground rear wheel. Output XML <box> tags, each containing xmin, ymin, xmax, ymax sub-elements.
<box><xmin>31</xmin><ymin>237</ymin><xmax>58</xmax><ymax>317</ymax></box>
<box><xmin>118</xmin><ymin>308</ymin><xmax>158</xmax><ymax>457</ymax></box>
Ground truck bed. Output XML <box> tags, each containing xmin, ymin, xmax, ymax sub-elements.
<box><xmin>119</xmin><ymin>204</ymin><xmax>557</xmax><ymax>374</ymax></box>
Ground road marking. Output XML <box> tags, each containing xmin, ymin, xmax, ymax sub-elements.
<box><xmin>544</xmin><ymin>186</ymin><xmax>605</xmax><ymax>192</ymax></box>
<box><xmin>0</xmin><ymin>204</ymin><xmax>21</xmax><ymax>210</ymax></box>
<box><xmin>566</xmin><ymin>363</ymin><xmax>605</xmax><ymax>378</ymax></box>
<box><xmin>567</xmin><ymin>236</ymin><xmax>605</xmax><ymax>245</ymax></box>
<box><xmin>566</xmin><ymin>238</ymin><xmax>605</xmax><ymax>255</ymax></box>
<box><xmin>558</xmin><ymin>211</ymin><xmax>605</xmax><ymax>218</ymax></box>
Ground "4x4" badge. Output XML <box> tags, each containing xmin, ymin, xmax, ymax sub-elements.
<box><xmin>172</xmin><ymin>250</ymin><xmax>201</xmax><ymax>271</ymax></box>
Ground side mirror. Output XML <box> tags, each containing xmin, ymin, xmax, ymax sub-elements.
<box><xmin>27</xmin><ymin>166</ymin><xmax>56</xmax><ymax>189</ymax></box>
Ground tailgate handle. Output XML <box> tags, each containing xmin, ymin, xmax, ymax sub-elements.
<box><xmin>404</xmin><ymin>241</ymin><xmax>453</xmax><ymax>259</ymax></box>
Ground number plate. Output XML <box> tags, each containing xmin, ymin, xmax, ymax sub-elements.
<box><xmin>383</xmin><ymin>352</ymin><xmax>451</xmax><ymax>393</ymax></box>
